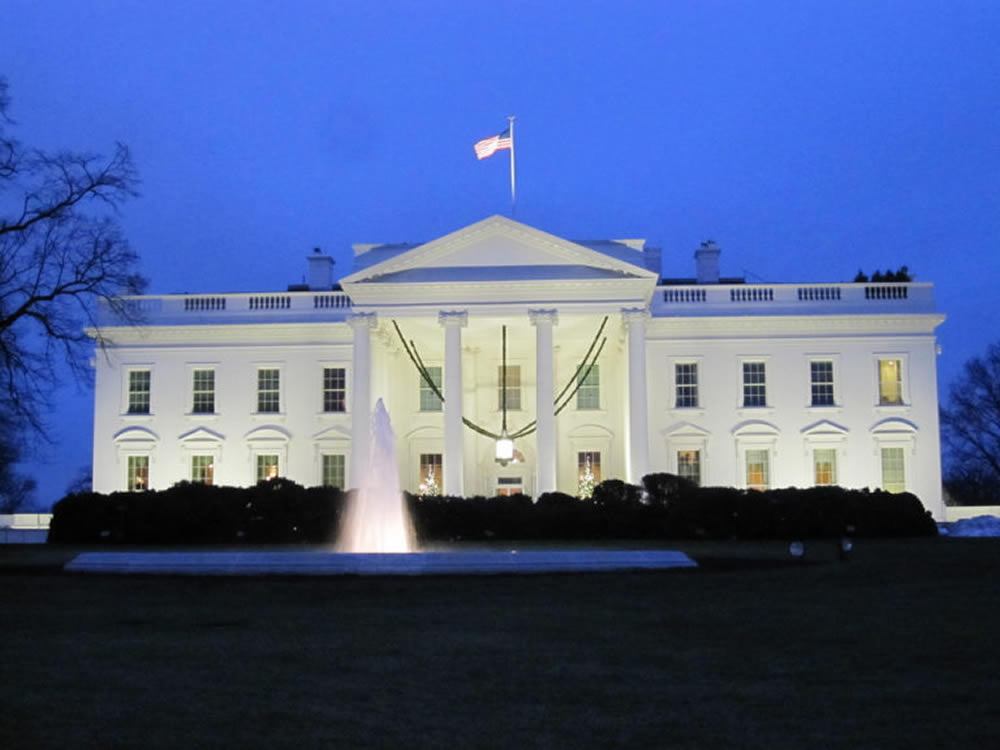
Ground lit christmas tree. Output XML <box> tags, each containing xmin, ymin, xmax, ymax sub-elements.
<box><xmin>419</xmin><ymin>464</ymin><xmax>440</xmax><ymax>496</ymax></box>
<box><xmin>578</xmin><ymin>458</ymin><xmax>596</xmax><ymax>499</ymax></box>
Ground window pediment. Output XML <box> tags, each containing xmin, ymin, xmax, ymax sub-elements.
<box><xmin>870</xmin><ymin>417</ymin><xmax>918</xmax><ymax>435</ymax></box>
<box><xmin>732</xmin><ymin>419</ymin><xmax>780</xmax><ymax>437</ymax></box>
<box><xmin>662</xmin><ymin>421</ymin><xmax>711</xmax><ymax>438</ymax></box>
<box><xmin>113</xmin><ymin>426</ymin><xmax>159</xmax><ymax>446</ymax></box>
<box><xmin>801</xmin><ymin>419</ymin><xmax>849</xmax><ymax>436</ymax></box>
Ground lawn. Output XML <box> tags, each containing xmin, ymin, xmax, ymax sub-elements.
<box><xmin>1</xmin><ymin>538</ymin><xmax>998</xmax><ymax>749</ymax></box>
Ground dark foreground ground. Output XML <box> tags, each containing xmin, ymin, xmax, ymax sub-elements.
<box><xmin>1</xmin><ymin>538</ymin><xmax>999</xmax><ymax>749</ymax></box>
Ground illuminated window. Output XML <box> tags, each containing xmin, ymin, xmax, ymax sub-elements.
<box><xmin>127</xmin><ymin>370</ymin><xmax>150</xmax><ymax>414</ymax></box>
<box><xmin>419</xmin><ymin>453</ymin><xmax>442</xmax><ymax>493</ymax></box>
<box><xmin>675</xmin><ymin>363</ymin><xmax>699</xmax><ymax>408</ymax></box>
<box><xmin>192</xmin><ymin>369</ymin><xmax>215</xmax><ymax>414</ymax></box>
<box><xmin>742</xmin><ymin>362</ymin><xmax>766</xmax><ymax>407</ymax></box>
<box><xmin>677</xmin><ymin>450</ymin><xmax>701</xmax><ymax>486</ymax></box>
<box><xmin>191</xmin><ymin>455</ymin><xmax>214</xmax><ymax>485</ymax></box>
<box><xmin>497</xmin><ymin>364</ymin><xmax>521</xmax><ymax>411</ymax></box>
<box><xmin>878</xmin><ymin>359</ymin><xmax>903</xmax><ymax>405</ymax></box>
<box><xmin>813</xmin><ymin>449</ymin><xmax>837</xmax><ymax>486</ymax></box>
<box><xmin>881</xmin><ymin>447</ymin><xmax>905</xmax><ymax>493</ymax></box>
<box><xmin>256</xmin><ymin>454</ymin><xmax>279</xmax><ymax>482</ymax></box>
<box><xmin>577</xmin><ymin>365</ymin><xmax>600</xmax><ymax>410</ymax></box>
<box><xmin>257</xmin><ymin>368</ymin><xmax>280</xmax><ymax>413</ymax></box>
<box><xmin>323</xmin><ymin>367</ymin><xmax>346</xmax><ymax>412</ymax></box>
<box><xmin>496</xmin><ymin>476</ymin><xmax>523</xmax><ymax>496</ymax></box>
<box><xmin>420</xmin><ymin>367</ymin><xmax>443</xmax><ymax>412</ymax></box>
<box><xmin>810</xmin><ymin>361</ymin><xmax>834</xmax><ymax>406</ymax></box>
<box><xmin>127</xmin><ymin>455</ymin><xmax>149</xmax><ymax>491</ymax></box>
<box><xmin>322</xmin><ymin>454</ymin><xmax>345</xmax><ymax>488</ymax></box>
<box><xmin>745</xmin><ymin>449</ymin><xmax>769</xmax><ymax>491</ymax></box>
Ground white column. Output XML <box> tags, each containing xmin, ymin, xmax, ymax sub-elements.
<box><xmin>530</xmin><ymin>309</ymin><xmax>558</xmax><ymax>494</ymax></box>
<box><xmin>623</xmin><ymin>308</ymin><xmax>650</xmax><ymax>485</ymax></box>
<box><xmin>439</xmin><ymin>311</ymin><xmax>468</xmax><ymax>496</ymax></box>
<box><xmin>348</xmin><ymin>312</ymin><xmax>377</xmax><ymax>489</ymax></box>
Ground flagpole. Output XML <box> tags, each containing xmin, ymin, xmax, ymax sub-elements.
<box><xmin>507</xmin><ymin>115</ymin><xmax>516</xmax><ymax>218</ymax></box>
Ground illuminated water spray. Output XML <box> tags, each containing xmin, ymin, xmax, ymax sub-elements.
<box><xmin>336</xmin><ymin>398</ymin><xmax>416</xmax><ymax>553</ymax></box>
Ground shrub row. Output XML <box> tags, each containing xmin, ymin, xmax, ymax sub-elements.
<box><xmin>48</xmin><ymin>474</ymin><xmax>937</xmax><ymax>544</ymax></box>
<box><xmin>409</xmin><ymin>475</ymin><xmax>937</xmax><ymax>542</ymax></box>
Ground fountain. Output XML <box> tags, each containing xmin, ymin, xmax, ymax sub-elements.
<box><xmin>337</xmin><ymin>399</ymin><xmax>415</xmax><ymax>553</ymax></box>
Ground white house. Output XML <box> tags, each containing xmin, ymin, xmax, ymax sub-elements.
<box><xmin>89</xmin><ymin>215</ymin><xmax>947</xmax><ymax>519</ymax></box>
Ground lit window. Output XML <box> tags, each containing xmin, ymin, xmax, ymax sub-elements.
<box><xmin>321</xmin><ymin>454</ymin><xmax>345</xmax><ymax>488</ymax></box>
<box><xmin>323</xmin><ymin>367</ymin><xmax>346</xmax><ymax>412</ymax></box>
<box><xmin>813</xmin><ymin>449</ymin><xmax>837</xmax><ymax>486</ymax></box>
<box><xmin>675</xmin><ymin>363</ymin><xmax>699</xmax><ymax>408</ymax></box>
<box><xmin>191</xmin><ymin>455</ymin><xmax>214</xmax><ymax>485</ymax></box>
<box><xmin>677</xmin><ymin>450</ymin><xmax>701</xmax><ymax>486</ymax></box>
<box><xmin>746</xmin><ymin>449</ymin><xmax>769</xmax><ymax>491</ymax></box>
<box><xmin>256</xmin><ymin>454</ymin><xmax>279</xmax><ymax>482</ymax></box>
<box><xmin>743</xmin><ymin>362</ymin><xmax>766</xmax><ymax>407</ymax></box>
<box><xmin>127</xmin><ymin>455</ymin><xmax>149</xmax><ymax>491</ymax></box>
<box><xmin>257</xmin><ymin>368</ymin><xmax>280</xmax><ymax>413</ymax></box>
<box><xmin>420</xmin><ymin>367</ymin><xmax>443</xmax><ymax>412</ymax></box>
<box><xmin>497</xmin><ymin>364</ymin><xmax>521</xmax><ymax>411</ymax></box>
<box><xmin>192</xmin><ymin>369</ymin><xmax>215</xmax><ymax>414</ymax></box>
<box><xmin>577</xmin><ymin>451</ymin><xmax>601</xmax><ymax>497</ymax></box>
<box><xmin>127</xmin><ymin>370</ymin><xmax>150</xmax><ymax>414</ymax></box>
<box><xmin>878</xmin><ymin>359</ymin><xmax>903</xmax><ymax>405</ymax></box>
<box><xmin>496</xmin><ymin>476</ymin><xmax>523</xmax><ymax>497</ymax></box>
<box><xmin>881</xmin><ymin>447</ymin><xmax>905</xmax><ymax>493</ymax></box>
<box><xmin>577</xmin><ymin>365</ymin><xmax>600</xmax><ymax>410</ymax></box>
<box><xmin>810</xmin><ymin>361</ymin><xmax>834</xmax><ymax>406</ymax></box>
<box><xmin>419</xmin><ymin>454</ymin><xmax>442</xmax><ymax>494</ymax></box>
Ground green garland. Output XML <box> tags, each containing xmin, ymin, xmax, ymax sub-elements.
<box><xmin>392</xmin><ymin>316</ymin><xmax>608</xmax><ymax>441</ymax></box>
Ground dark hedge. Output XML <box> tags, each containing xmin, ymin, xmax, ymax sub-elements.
<box><xmin>48</xmin><ymin>475</ymin><xmax>937</xmax><ymax>544</ymax></box>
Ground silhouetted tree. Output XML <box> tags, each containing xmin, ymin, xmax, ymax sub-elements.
<box><xmin>941</xmin><ymin>341</ymin><xmax>1000</xmax><ymax>505</ymax></box>
<box><xmin>0</xmin><ymin>76</ymin><xmax>142</xmax><ymax>439</ymax></box>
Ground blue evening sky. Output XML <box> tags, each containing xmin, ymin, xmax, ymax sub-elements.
<box><xmin>3</xmin><ymin>0</ymin><xmax>998</xmax><ymax>507</ymax></box>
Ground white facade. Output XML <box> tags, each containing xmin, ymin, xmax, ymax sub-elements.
<box><xmin>90</xmin><ymin>216</ymin><xmax>947</xmax><ymax>519</ymax></box>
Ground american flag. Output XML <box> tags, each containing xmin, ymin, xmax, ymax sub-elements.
<box><xmin>474</xmin><ymin>128</ymin><xmax>512</xmax><ymax>160</ymax></box>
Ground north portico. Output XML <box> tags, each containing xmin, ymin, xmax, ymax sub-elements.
<box><xmin>90</xmin><ymin>214</ymin><xmax>947</xmax><ymax>519</ymax></box>
<box><xmin>338</xmin><ymin>215</ymin><xmax>661</xmax><ymax>499</ymax></box>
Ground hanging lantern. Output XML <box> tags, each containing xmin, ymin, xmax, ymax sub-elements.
<box><xmin>495</xmin><ymin>428</ymin><xmax>514</xmax><ymax>465</ymax></box>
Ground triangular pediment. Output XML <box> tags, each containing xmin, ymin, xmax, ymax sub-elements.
<box><xmin>340</xmin><ymin>216</ymin><xmax>658</xmax><ymax>309</ymax></box>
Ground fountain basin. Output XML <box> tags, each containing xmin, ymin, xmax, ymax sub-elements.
<box><xmin>65</xmin><ymin>549</ymin><xmax>697</xmax><ymax>576</ymax></box>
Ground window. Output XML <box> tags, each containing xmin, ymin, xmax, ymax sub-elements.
<box><xmin>742</xmin><ymin>362</ymin><xmax>766</xmax><ymax>407</ymax></box>
<box><xmin>257</xmin><ymin>368</ymin><xmax>280</xmax><ymax>413</ymax></box>
<box><xmin>191</xmin><ymin>455</ymin><xmax>214</xmax><ymax>485</ymax></box>
<box><xmin>323</xmin><ymin>367</ymin><xmax>346</xmax><ymax>413</ymax></box>
<box><xmin>127</xmin><ymin>370</ymin><xmax>151</xmax><ymax>414</ymax></box>
<box><xmin>577</xmin><ymin>365</ymin><xmax>600</xmax><ymax>410</ymax></box>
<box><xmin>496</xmin><ymin>476</ymin><xmax>523</xmax><ymax>497</ymax></box>
<box><xmin>127</xmin><ymin>455</ymin><xmax>149</xmax><ymax>491</ymax></box>
<box><xmin>256</xmin><ymin>454</ymin><xmax>279</xmax><ymax>482</ymax></box>
<box><xmin>677</xmin><ymin>450</ymin><xmax>701</xmax><ymax>486</ymax></box>
<box><xmin>577</xmin><ymin>451</ymin><xmax>601</xmax><ymax>496</ymax></box>
<box><xmin>418</xmin><ymin>453</ymin><xmax>442</xmax><ymax>494</ymax></box>
<box><xmin>322</xmin><ymin>454</ymin><xmax>345</xmax><ymax>488</ymax></box>
<box><xmin>192</xmin><ymin>369</ymin><xmax>215</xmax><ymax>414</ymax></box>
<box><xmin>810</xmin><ymin>361</ymin><xmax>835</xmax><ymax>407</ymax></box>
<box><xmin>881</xmin><ymin>447</ymin><xmax>905</xmax><ymax>493</ymax></box>
<box><xmin>878</xmin><ymin>359</ymin><xmax>903</xmax><ymax>405</ymax></box>
<box><xmin>745</xmin><ymin>449</ymin><xmax>769</xmax><ymax>491</ymax></box>
<box><xmin>675</xmin><ymin>363</ymin><xmax>699</xmax><ymax>408</ymax></box>
<box><xmin>813</xmin><ymin>448</ymin><xmax>837</xmax><ymax>486</ymax></box>
<box><xmin>497</xmin><ymin>365</ymin><xmax>521</xmax><ymax>411</ymax></box>
<box><xmin>420</xmin><ymin>367</ymin><xmax>443</xmax><ymax>412</ymax></box>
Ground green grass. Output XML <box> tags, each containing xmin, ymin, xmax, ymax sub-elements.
<box><xmin>2</xmin><ymin>538</ymin><xmax>999</xmax><ymax>749</ymax></box>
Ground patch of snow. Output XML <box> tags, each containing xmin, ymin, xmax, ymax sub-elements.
<box><xmin>943</xmin><ymin>515</ymin><xmax>1000</xmax><ymax>537</ymax></box>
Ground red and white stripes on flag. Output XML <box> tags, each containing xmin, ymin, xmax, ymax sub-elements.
<box><xmin>474</xmin><ymin>128</ymin><xmax>512</xmax><ymax>160</ymax></box>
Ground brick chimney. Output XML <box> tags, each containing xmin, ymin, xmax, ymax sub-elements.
<box><xmin>695</xmin><ymin>241</ymin><xmax>721</xmax><ymax>284</ymax></box>
<box><xmin>307</xmin><ymin>247</ymin><xmax>335</xmax><ymax>290</ymax></box>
